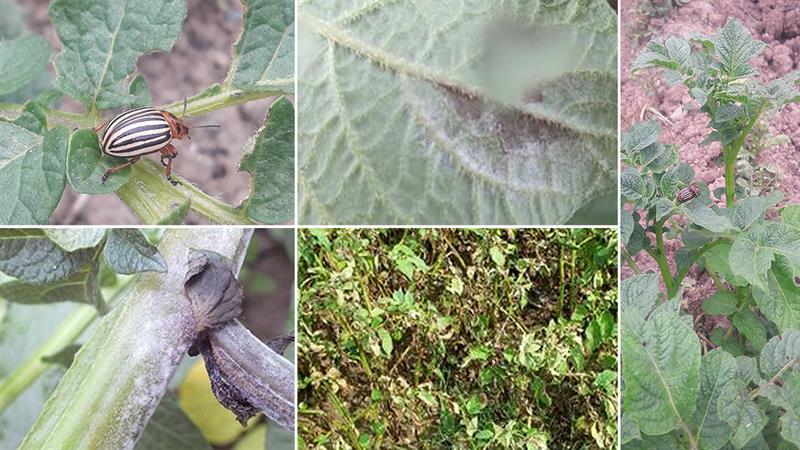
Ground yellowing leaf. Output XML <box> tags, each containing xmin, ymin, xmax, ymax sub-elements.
<box><xmin>178</xmin><ymin>360</ymin><xmax>259</xmax><ymax>445</ymax></box>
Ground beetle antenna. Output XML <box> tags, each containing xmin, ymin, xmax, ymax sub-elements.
<box><xmin>192</xmin><ymin>124</ymin><xmax>220</xmax><ymax>129</ymax></box>
<box><xmin>181</xmin><ymin>97</ymin><xmax>187</xmax><ymax>118</ymax></box>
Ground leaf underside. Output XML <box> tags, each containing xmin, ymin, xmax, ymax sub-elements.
<box><xmin>298</xmin><ymin>0</ymin><xmax>618</xmax><ymax>225</ymax></box>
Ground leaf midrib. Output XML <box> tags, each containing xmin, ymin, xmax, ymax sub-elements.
<box><xmin>91</xmin><ymin>0</ymin><xmax>130</xmax><ymax>107</ymax></box>
<box><xmin>302</xmin><ymin>13</ymin><xmax>614</xmax><ymax>138</ymax></box>
<box><xmin>640</xmin><ymin>328</ymin><xmax>687</xmax><ymax>431</ymax></box>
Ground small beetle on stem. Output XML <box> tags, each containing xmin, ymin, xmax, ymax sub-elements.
<box><xmin>93</xmin><ymin>99</ymin><xmax>219</xmax><ymax>186</ymax></box>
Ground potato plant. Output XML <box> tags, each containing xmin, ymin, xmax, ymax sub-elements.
<box><xmin>0</xmin><ymin>0</ymin><xmax>294</xmax><ymax>225</ymax></box>
<box><xmin>0</xmin><ymin>228</ymin><xmax>295</xmax><ymax>449</ymax></box>
<box><xmin>298</xmin><ymin>228</ymin><xmax>618</xmax><ymax>449</ymax></box>
<box><xmin>621</xmin><ymin>18</ymin><xmax>800</xmax><ymax>449</ymax></box>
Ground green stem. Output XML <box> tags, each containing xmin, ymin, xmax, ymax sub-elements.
<box><xmin>116</xmin><ymin>159</ymin><xmax>256</xmax><ymax>225</ymax></box>
<box><xmin>559</xmin><ymin>247</ymin><xmax>565</xmax><ymax>316</ymax></box>
<box><xmin>0</xmin><ymin>277</ymin><xmax>133</xmax><ymax>412</ymax></box>
<box><xmin>668</xmin><ymin>239</ymin><xmax>727</xmax><ymax>298</ymax></box>
<box><xmin>723</xmin><ymin>100</ymin><xmax>768</xmax><ymax>207</ymax></box>
<box><xmin>1</xmin><ymin>83</ymin><xmax>283</xmax><ymax>130</ymax></box>
<box><xmin>652</xmin><ymin>220</ymin><xmax>673</xmax><ymax>293</ymax></box>
<box><xmin>622</xmin><ymin>249</ymin><xmax>642</xmax><ymax>274</ymax></box>
<box><xmin>0</xmin><ymin>305</ymin><xmax>96</xmax><ymax>411</ymax></box>
<box><xmin>161</xmin><ymin>86</ymin><xmax>282</xmax><ymax>118</ymax></box>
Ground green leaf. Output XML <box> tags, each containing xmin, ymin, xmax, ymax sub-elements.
<box><xmin>376</xmin><ymin>328</ymin><xmax>392</xmax><ymax>356</ymax></box>
<box><xmin>102</xmin><ymin>229</ymin><xmax>166</xmax><ymax>274</ymax></box>
<box><xmin>489</xmin><ymin>246</ymin><xmax>505</xmax><ymax>268</ymax></box>
<box><xmin>623</xmin><ymin>433</ymin><xmax>679</xmax><ymax>450</ymax></box>
<box><xmin>682</xmin><ymin>202</ymin><xmax>736</xmax><ymax>233</ymax></box>
<box><xmin>41</xmin><ymin>344</ymin><xmax>82</xmax><ymax>369</ymax></box>
<box><xmin>48</xmin><ymin>0</ymin><xmax>187</xmax><ymax>109</ymax></box>
<box><xmin>730</xmin><ymin>232</ymin><xmax>774</xmax><ymax>292</ymax></box>
<box><xmin>238</xmin><ymin>97</ymin><xmax>294</xmax><ymax>224</ymax></box>
<box><xmin>703</xmin><ymin>241</ymin><xmax>748</xmax><ymax>286</ymax></box>
<box><xmin>622</xmin><ymin>120</ymin><xmax>661</xmax><ymax>155</ymax></box>
<box><xmin>621</xmin><ymin>167</ymin><xmax>646</xmax><ymax>202</ymax></box>
<box><xmin>702</xmin><ymin>291</ymin><xmax>738</xmax><ymax>316</ymax></box>
<box><xmin>128</xmin><ymin>74</ymin><xmax>151</xmax><ymax>109</ymax></box>
<box><xmin>753</xmin><ymin>265</ymin><xmax>800</xmax><ymax>334</ymax></box>
<box><xmin>717</xmin><ymin>379</ymin><xmax>768</xmax><ymax>449</ymax></box>
<box><xmin>0</xmin><ymin>263</ymin><xmax>104</xmax><ymax>312</ymax></box>
<box><xmin>660</xmin><ymin>162</ymin><xmax>694</xmax><ymax>200</ymax></box>
<box><xmin>44</xmin><ymin>229</ymin><xmax>106</xmax><ymax>251</ymax></box>
<box><xmin>632</xmin><ymin>40</ymin><xmax>681</xmax><ymax>71</ymax></box>
<box><xmin>655</xmin><ymin>198</ymin><xmax>675</xmax><ymax>222</ymax></box>
<box><xmin>0</xmin><ymin>35</ymin><xmax>50</xmax><ymax>96</ymax></box>
<box><xmin>714</xmin><ymin>17</ymin><xmax>765</xmax><ymax>78</ymax></box>
<box><xmin>66</xmin><ymin>128</ymin><xmax>131</xmax><ymax>194</ymax></box>
<box><xmin>9</xmin><ymin>100</ymin><xmax>48</xmax><ymax>134</ymax></box>
<box><xmin>298</xmin><ymin>0</ymin><xmax>617</xmax><ymax>224</ymax></box>
<box><xmin>783</xmin><ymin>205</ymin><xmax>800</xmax><ymax>230</ymax></box>
<box><xmin>693</xmin><ymin>348</ymin><xmax>736</xmax><ymax>450</ymax></box>
<box><xmin>758</xmin><ymin>371</ymin><xmax>800</xmax><ymax>447</ymax></box>
<box><xmin>225</xmin><ymin>0</ymin><xmax>294</xmax><ymax>94</ymax></box>
<box><xmin>732</xmin><ymin>309</ymin><xmax>767</xmax><ymax>351</ymax></box>
<box><xmin>0</xmin><ymin>229</ymin><xmax>97</xmax><ymax>283</ymax></box>
<box><xmin>731</xmin><ymin>192</ymin><xmax>783</xmax><ymax>230</ymax></box>
<box><xmin>759</xmin><ymin>330</ymin><xmax>800</xmax><ymax>380</ymax></box>
<box><xmin>622</xmin><ymin>299</ymin><xmax>701</xmax><ymax>435</ymax></box>
<box><xmin>0</xmin><ymin>124</ymin><xmax>68</xmax><ymax>225</ymax></box>
<box><xmin>620</xmin><ymin>415</ymin><xmax>640</xmax><ymax>445</ymax></box>
<box><xmin>621</xmin><ymin>209</ymin><xmax>634</xmax><ymax>245</ymax></box>
<box><xmin>135</xmin><ymin>391</ymin><xmax>211</xmax><ymax>450</ymax></box>
<box><xmin>620</xmin><ymin>273</ymin><xmax>660</xmax><ymax>328</ymax></box>
<box><xmin>0</xmin><ymin>301</ymin><xmax>78</xmax><ymax>449</ymax></box>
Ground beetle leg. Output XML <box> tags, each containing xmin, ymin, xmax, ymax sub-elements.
<box><xmin>101</xmin><ymin>156</ymin><xmax>139</xmax><ymax>184</ymax></box>
<box><xmin>160</xmin><ymin>145</ymin><xmax>181</xmax><ymax>186</ymax></box>
<box><xmin>92</xmin><ymin>119</ymin><xmax>110</xmax><ymax>134</ymax></box>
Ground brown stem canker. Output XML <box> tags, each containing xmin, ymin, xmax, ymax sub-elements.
<box><xmin>183</xmin><ymin>249</ymin><xmax>295</xmax><ymax>429</ymax></box>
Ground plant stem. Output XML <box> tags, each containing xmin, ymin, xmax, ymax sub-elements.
<box><xmin>622</xmin><ymin>249</ymin><xmax>642</xmax><ymax>274</ymax></box>
<box><xmin>116</xmin><ymin>159</ymin><xmax>256</xmax><ymax>225</ymax></box>
<box><xmin>652</xmin><ymin>220</ymin><xmax>673</xmax><ymax>294</ymax></box>
<box><xmin>0</xmin><ymin>279</ymin><xmax>133</xmax><ymax>412</ymax></box>
<box><xmin>750</xmin><ymin>353</ymin><xmax>800</xmax><ymax>400</ymax></box>
<box><xmin>0</xmin><ymin>305</ymin><xmax>96</xmax><ymax>411</ymax></box>
<box><xmin>723</xmin><ymin>100</ymin><xmax>768</xmax><ymax>207</ymax></box>
<box><xmin>20</xmin><ymin>229</ymin><xmax>254</xmax><ymax>450</ymax></box>
<box><xmin>161</xmin><ymin>86</ymin><xmax>281</xmax><ymax>118</ymax></box>
<box><xmin>668</xmin><ymin>239</ymin><xmax>727</xmax><ymax>298</ymax></box>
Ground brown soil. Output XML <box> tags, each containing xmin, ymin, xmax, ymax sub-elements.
<box><xmin>14</xmin><ymin>0</ymin><xmax>278</xmax><ymax>224</ymax></box>
<box><xmin>622</xmin><ymin>0</ymin><xmax>800</xmax><ymax>333</ymax></box>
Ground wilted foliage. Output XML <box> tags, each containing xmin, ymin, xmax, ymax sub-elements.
<box><xmin>298</xmin><ymin>228</ymin><xmax>618</xmax><ymax>449</ymax></box>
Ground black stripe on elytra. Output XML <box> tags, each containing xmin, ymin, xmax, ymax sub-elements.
<box><xmin>115</xmin><ymin>111</ymin><xmax>164</xmax><ymax>131</ymax></box>
<box><xmin>110</xmin><ymin>123</ymin><xmax>172</xmax><ymax>148</ymax></box>
<box><xmin>107</xmin><ymin>132</ymin><xmax>171</xmax><ymax>156</ymax></box>
<box><xmin>106</xmin><ymin>108</ymin><xmax>155</xmax><ymax>131</ymax></box>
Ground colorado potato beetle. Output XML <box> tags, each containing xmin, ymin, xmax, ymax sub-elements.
<box><xmin>94</xmin><ymin>101</ymin><xmax>218</xmax><ymax>186</ymax></box>
<box><xmin>676</xmin><ymin>184</ymin><xmax>701</xmax><ymax>203</ymax></box>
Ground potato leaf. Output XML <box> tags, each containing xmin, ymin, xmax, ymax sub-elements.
<box><xmin>298</xmin><ymin>0</ymin><xmax>617</xmax><ymax>224</ymax></box>
<box><xmin>48</xmin><ymin>0</ymin><xmax>186</xmax><ymax>110</ymax></box>
<box><xmin>0</xmin><ymin>124</ymin><xmax>69</xmax><ymax>225</ymax></box>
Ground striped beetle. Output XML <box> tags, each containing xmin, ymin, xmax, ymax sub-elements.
<box><xmin>676</xmin><ymin>184</ymin><xmax>700</xmax><ymax>203</ymax></box>
<box><xmin>94</xmin><ymin>101</ymin><xmax>218</xmax><ymax>185</ymax></box>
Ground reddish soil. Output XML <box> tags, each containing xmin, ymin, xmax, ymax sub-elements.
<box><xmin>621</xmin><ymin>0</ymin><xmax>800</xmax><ymax>329</ymax></box>
<box><xmin>14</xmin><ymin>0</ymin><xmax>278</xmax><ymax>224</ymax></box>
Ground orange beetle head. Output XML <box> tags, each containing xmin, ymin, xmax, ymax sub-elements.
<box><xmin>162</xmin><ymin>111</ymin><xmax>190</xmax><ymax>140</ymax></box>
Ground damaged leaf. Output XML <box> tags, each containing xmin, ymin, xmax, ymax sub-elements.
<box><xmin>298</xmin><ymin>0</ymin><xmax>617</xmax><ymax>224</ymax></box>
<box><xmin>184</xmin><ymin>249</ymin><xmax>244</xmax><ymax>332</ymax></box>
